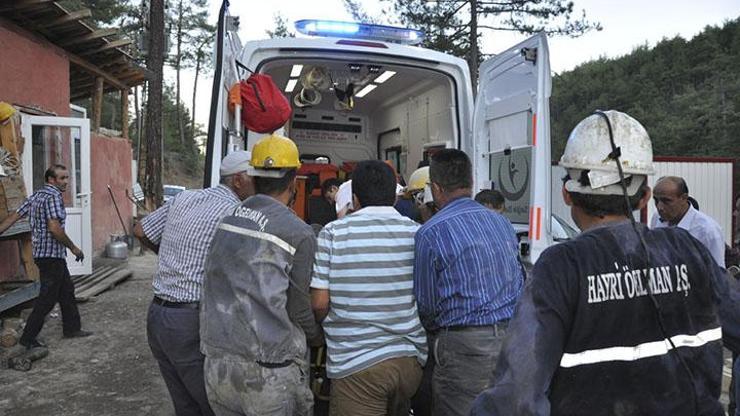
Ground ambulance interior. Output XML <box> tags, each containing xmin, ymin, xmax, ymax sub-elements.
<box><xmin>257</xmin><ymin>58</ymin><xmax>457</xmax><ymax>221</ymax></box>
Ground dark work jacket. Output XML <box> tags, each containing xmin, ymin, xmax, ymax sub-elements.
<box><xmin>471</xmin><ymin>220</ymin><xmax>740</xmax><ymax>416</ymax></box>
<box><xmin>200</xmin><ymin>194</ymin><xmax>322</xmax><ymax>363</ymax></box>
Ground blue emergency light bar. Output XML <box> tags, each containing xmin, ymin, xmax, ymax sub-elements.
<box><xmin>295</xmin><ymin>19</ymin><xmax>424</xmax><ymax>45</ymax></box>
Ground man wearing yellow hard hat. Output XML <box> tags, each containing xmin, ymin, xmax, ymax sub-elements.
<box><xmin>201</xmin><ymin>134</ymin><xmax>323</xmax><ymax>416</ymax></box>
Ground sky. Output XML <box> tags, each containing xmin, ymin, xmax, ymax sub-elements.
<box><xmin>168</xmin><ymin>0</ymin><xmax>740</xmax><ymax>128</ymax></box>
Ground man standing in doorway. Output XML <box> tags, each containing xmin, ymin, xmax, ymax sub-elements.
<box><xmin>0</xmin><ymin>164</ymin><xmax>91</xmax><ymax>349</ymax></box>
<box><xmin>651</xmin><ymin>176</ymin><xmax>725</xmax><ymax>268</ymax></box>
<box><xmin>134</xmin><ymin>151</ymin><xmax>254</xmax><ymax>416</ymax></box>
<box><xmin>413</xmin><ymin>149</ymin><xmax>524</xmax><ymax>416</ymax></box>
<box><xmin>201</xmin><ymin>134</ymin><xmax>322</xmax><ymax>416</ymax></box>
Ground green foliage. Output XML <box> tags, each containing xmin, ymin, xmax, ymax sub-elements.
<box><xmin>59</xmin><ymin>0</ymin><xmax>133</xmax><ymax>27</ymax></box>
<box><xmin>344</xmin><ymin>0</ymin><xmax>600</xmax><ymax>83</ymax></box>
<box><xmin>125</xmin><ymin>83</ymin><xmax>199</xmax><ymax>169</ymax></box>
<box><xmin>266</xmin><ymin>13</ymin><xmax>295</xmax><ymax>38</ymax></box>
<box><xmin>551</xmin><ymin>18</ymin><xmax>740</xmax><ymax>165</ymax></box>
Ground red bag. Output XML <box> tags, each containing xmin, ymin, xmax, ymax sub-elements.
<box><xmin>240</xmin><ymin>73</ymin><xmax>292</xmax><ymax>133</ymax></box>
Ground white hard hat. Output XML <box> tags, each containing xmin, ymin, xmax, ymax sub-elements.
<box><xmin>559</xmin><ymin>110</ymin><xmax>655</xmax><ymax>196</ymax></box>
<box><xmin>407</xmin><ymin>166</ymin><xmax>429</xmax><ymax>192</ymax></box>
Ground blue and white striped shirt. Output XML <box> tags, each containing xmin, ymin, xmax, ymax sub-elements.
<box><xmin>16</xmin><ymin>184</ymin><xmax>67</xmax><ymax>259</ymax></box>
<box><xmin>141</xmin><ymin>185</ymin><xmax>239</xmax><ymax>303</ymax></box>
<box><xmin>311</xmin><ymin>206</ymin><xmax>428</xmax><ymax>378</ymax></box>
<box><xmin>413</xmin><ymin>197</ymin><xmax>524</xmax><ymax>331</ymax></box>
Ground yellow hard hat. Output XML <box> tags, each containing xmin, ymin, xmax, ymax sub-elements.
<box><xmin>407</xmin><ymin>166</ymin><xmax>429</xmax><ymax>192</ymax></box>
<box><xmin>0</xmin><ymin>102</ymin><xmax>16</xmax><ymax>123</ymax></box>
<box><xmin>250</xmin><ymin>133</ymin><xmax>301</xmax><ymax>176</ymax></box>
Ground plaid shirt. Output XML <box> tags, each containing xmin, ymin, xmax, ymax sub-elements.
<box><xmin>141</xmin><ymin>185</ymin><xmax>240</xmax><ymax>303</ymax></box>
<box><xmin>16</xmin><ymin>184</ymin><xmax>68</xmax><ymax>259</ymax></box>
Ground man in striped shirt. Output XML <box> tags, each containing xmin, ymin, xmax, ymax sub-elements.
<box><xmin>134</xmin><ymin>151</ymin><xmax>254</xmax><ymax>416</ymax></box>
<box><xmin>414</xmin><ymin>149</ymin><xmax>524</xmax><ymax>416</ymax></box>
<box><xmin>311</xmin><ymin>160</ymin><xmax>427</xmax><ymax>416</ymax></box>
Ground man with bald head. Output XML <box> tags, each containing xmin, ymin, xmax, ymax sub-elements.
<box><xmin>651</xmin><ymin>176</ymin><xmax>725</xmax><ymax>268</ymax></box>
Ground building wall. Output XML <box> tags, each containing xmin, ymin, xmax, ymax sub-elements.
<box><xmin>91</xmin><ymin>133</ymin><xmax>133</xmax><ymax>254</ymax></box>
<box><xmin>0</xmin><ymin>17</ymin><xmax>70</xmax><ymax>116</ymax></box>
<box><xmin>0</xmin><ymin>18</ymin><xmax>71</xmax><ymax>281</ymax></box>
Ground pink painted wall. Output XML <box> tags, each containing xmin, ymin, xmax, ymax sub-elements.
<box><xmin>0</xmin><ymin>19</ymin><xmax>133</xmax><ymax>277</ymax></box>
<box><xmin>0</xmin><ymin>18</ymin><xmax>70</xmax><ymax>280</ymax></box>
<box><xmin>91</xmin><ymin>133</ymin><xmax>133</xmax><ymax>254</ymax></box>
<box><xmin>0</xmin><ymin>17</ymin><xmax>70</xmax><ymax>116</ymax></box>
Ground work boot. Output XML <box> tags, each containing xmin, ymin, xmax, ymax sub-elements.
<box><xmin>20</xmin><ymin>339</ymin><xmax>46</xmax><ymax>350</ymax></box>
<box><xmin>63</xmin><ymin>330</ymin><xmax>93</xmax><ymax>339</ymax></box>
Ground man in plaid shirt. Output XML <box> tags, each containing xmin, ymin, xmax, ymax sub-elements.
<box><xmin>134</xmin><ymin>151</ymin><xmax>255</xmax><ymax>416</ymax></box>
<box><xmin>0</xmin><ymin>164</ymin><xmax>91</xmax><ymax>349</ymax></box>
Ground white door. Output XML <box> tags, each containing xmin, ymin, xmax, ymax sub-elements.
<box><xmin>473</xmin><ymin>33</ymin><xmax>552</xmax><ymax>263</ymax></box>
<box><xmin>21</xmin><ymin>114</ymin><xmax>92</xmax><ymax>276</ymax></box>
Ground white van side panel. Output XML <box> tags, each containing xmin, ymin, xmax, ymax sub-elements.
<box><xmin>372</xmin><ymin>83</ymin><xmax>456</xmax><ymax>180</ymax></box>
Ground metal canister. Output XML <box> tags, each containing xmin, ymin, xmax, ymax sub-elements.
<box><xmin>106</xmin><ymin>234</ymin><xmax>129</xmax><ymax>259</ymax></box>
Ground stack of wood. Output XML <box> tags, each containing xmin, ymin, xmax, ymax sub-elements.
<box><xmin>0</xmin><ymin>104</ymin><xmax>26</xmax><ymax>218</ymax></box>
<box><xmin>72</xmin><ymin>264</ymin><xmax>133</xmax><ymax>302</ymax></box>
<box><xmin>0</xmin><ymin>103</ymin><xmax>38</xmax><ymax>280</ymax></box>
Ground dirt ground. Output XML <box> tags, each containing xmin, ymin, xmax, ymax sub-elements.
<box><xmin>0</xmin><ymin>252</ymin><xmax>174</xmax><ymax>416</ymax></box>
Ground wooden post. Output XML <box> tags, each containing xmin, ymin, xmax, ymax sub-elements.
<box><xmin>91</xmin><ymin>77</ymin><xmax>104</xmax><ymax>132</ymax></box>
<box><xmin>121</xmin><ymin>88</ymin><xmax>129</xmax><ymax>140</ymax></box>
<box><xmin>19</xmin><ymin>234</ymin><xmax>38</xmax><ymax>280</ymax></box>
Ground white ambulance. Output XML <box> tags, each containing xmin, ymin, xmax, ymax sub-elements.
<box><xmin>205</xmin><ymin>3</ymin><xmax>556</xmax><ymax>263</ymax></box>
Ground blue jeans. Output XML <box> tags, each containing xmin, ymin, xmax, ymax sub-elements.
<box><xmin>430</xmin><ymin>323</ymin><xmax>508</xmax><ymax>416</ymax></box>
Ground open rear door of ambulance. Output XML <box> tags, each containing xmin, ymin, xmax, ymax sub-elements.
<box><xmin>204</xmin><ymin>0</ymin><xmax>243</xmax><ymax>188</ymax></box>
<box><xmin>472</xmin><ymin>33</ymin><xmax>552</xmax><ymax>264</ymax></box>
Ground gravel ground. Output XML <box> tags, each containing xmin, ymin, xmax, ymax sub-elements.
<box><xmin>0</xmin><ymin>252</ymin><xmax>174</xmax><ymax>416</ymax></box>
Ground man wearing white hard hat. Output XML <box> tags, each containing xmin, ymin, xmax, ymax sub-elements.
<box><xmin>134</xmin><ymin>150</ymin><xmax>254</xmax><ymax>416</ymax></box>
<box><xmin>471</xmin><ymin>110</ymin><xmax>740</xmax><ymax>416</ymax></box>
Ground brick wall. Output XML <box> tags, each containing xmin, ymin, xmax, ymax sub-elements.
<box><xmin>0</xmin><ymin>17</ymin><xmax>70</xmax><ymax>116</ymax></box>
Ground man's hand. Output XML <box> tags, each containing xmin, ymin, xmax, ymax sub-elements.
<box><xmin>72</xmin><ymin>246</ymin><xmax>84</xmax><ymax>262</ymax></box>
<box><xmin>133</xmin><ymin>222</ymin><xmax>159</xmax><ymax>254</ymax></box>
<box><xmin>0</xmin><ymin>212</ymin><xmax>21</xmax><ymax>235</ymax></box>
<box><xmin>48</xmin><ymin>219</ymin><xmax>82</xmax><ymax>258</ymax></box>
<box><xmin>311</xmin><ymin>288</ymin><xmax>330</xmax><ymax>323</ymax></box>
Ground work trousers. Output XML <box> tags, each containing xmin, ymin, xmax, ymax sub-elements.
<box><xmin>20</xmin><ymin>258</ymin><xmax>81</xmax><ymax>345</ymax></box>
<box><xmin>147</xmin><ymin>302</ymin><xmax>214</xmax><ymax>416</ymax></box>
<box><xmin>430</xmin><ymin>323</ymin><xmax>508</xmax><ymax>416</ymax></box>
<box><xmin>204</xmin><ymin>354</ymin><xmax>313</xmax><ymax>416</ymax></box>
<box><xmin>329</xmin><ymin>356</ymin><xmax>423</xmax><ymax>416</ymax></box>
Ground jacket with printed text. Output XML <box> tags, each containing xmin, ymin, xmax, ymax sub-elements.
<box><xmin>471</xmin><ymin>220</ymin><xmax>740</xmax><ymax>416</ymax></box>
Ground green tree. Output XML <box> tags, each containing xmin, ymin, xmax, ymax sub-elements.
<box><xmin>167</xmin><ymin>0</ymin><xmax>209</xmax><ymax>146</ymax></box>
<box><xmin>59</xmin><ymin>0</ymin><xmax>133</xmax><ymax>27</ymax></box>
<box><xmin>550</xmin><ymin>18</ymin><xmax>740</xmax><ymax>191</ymax></box>
<box><xmin>344</xmin><ymin>0</ymin><xmax>601</xmax><ymax>87</ymax></box>
<box><xmin>266</xmin><ymin>13</ymin><xmax>295</xmax><ymax>38</ymax></box>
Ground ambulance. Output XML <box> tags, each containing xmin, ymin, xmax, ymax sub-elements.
<box><xmin>205</xmin><ymin>2</ymin><xmax>556</xmax><ymax>263</ymax></box>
